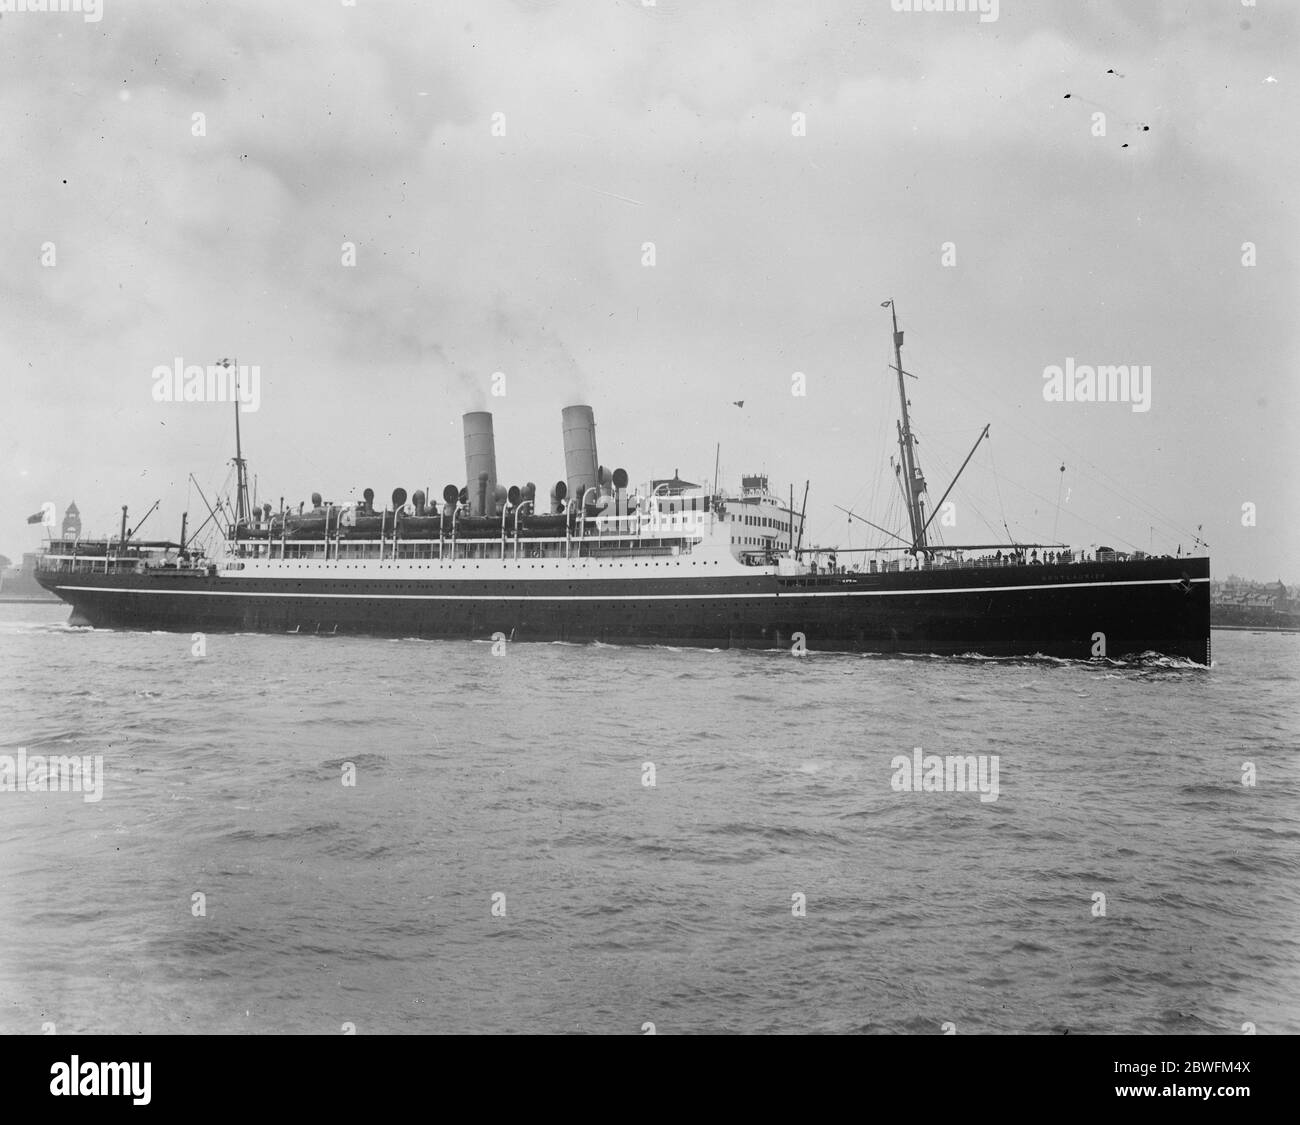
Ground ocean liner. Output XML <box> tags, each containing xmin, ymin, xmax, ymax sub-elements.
<box><xmin>35</xmin><ymin>306</ymin><xmax>1211</xmax><ymax>662</ymax></box>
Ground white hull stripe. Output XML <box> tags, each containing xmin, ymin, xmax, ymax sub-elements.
<box><xmin>48</xmin><ymin>576</ymin><xmax>1209</xmax><ymax>601</ymax></box>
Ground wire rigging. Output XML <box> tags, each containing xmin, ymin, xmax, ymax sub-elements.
<box><xmin>905</xmin><ymin>333</ymin><xmax>1203</xmax><ymax>546</ymax></box>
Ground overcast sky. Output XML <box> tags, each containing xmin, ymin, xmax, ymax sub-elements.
<box><xmin>2</xmin><ymin>0</ymin><xmax>1296</xmax><ymax>579</ymax></box>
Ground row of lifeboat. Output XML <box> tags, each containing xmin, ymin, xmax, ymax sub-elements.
<box><xmin>237</xmin><ymin>480</ymin><xmax>634</xmax><ymax>542</ymax></box>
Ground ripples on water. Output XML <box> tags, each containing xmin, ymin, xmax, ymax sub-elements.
<box><xmin>0</xmin><ymin>604</ymin><xmax>1296</xmax><ymax>1034</ymax></box>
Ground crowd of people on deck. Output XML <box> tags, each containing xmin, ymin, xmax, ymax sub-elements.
<box><xmin>794</xmin><ymin>547</ymin><xmax>1091</xmax><ymax>576</ymax></box>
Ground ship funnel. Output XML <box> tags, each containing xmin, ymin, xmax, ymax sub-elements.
<box><xmin>561</xmin><ymin>405</ymin><xmax>599</xmax><ymax>503</ymax></box>
<box><xmin>463</xmin><ymin>411</ymin><xmax>499</xmax><ymax>517</ymax></box>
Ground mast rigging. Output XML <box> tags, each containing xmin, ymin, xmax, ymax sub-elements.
<box><xmin>882</xmin><ymin>300</ymin><xmax>928</xmax><ymax>552</ymax></box>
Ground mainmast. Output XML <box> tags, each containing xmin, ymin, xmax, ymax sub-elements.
<box><xmin>882</xmin><ymin>300</ymin><xmax>927</xmax><ymax>552</ymax></box>
<box><xmin>219</xmin><ymin>357</ymin><xmax>249</xmax><ymax>527</ymax></box>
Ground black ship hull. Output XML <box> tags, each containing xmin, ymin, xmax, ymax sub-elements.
<box><xmin>37</xmin><ymin>557</ymin><xmax>1212</xmax><ymax>663</ymax></box>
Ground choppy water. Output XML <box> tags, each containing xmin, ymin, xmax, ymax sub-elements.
<box><xmin>0</xmin><ymin>602</ymin><xmax>1296</xmax><ymax>1034</ymax></box>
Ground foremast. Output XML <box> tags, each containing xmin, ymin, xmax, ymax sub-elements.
<box><xmin>219</xmin><ymin>357</ymin><xmax>250</xmax><ymax>528</ymax></box>
<box><xmin>882</xmin><ymin>300</ymin><xmax>928</xmax><ymax>552</ymax></box>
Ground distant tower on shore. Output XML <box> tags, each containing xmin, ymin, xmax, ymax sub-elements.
<box><xmin>61</xmin><ymin>501</ymin><xmax>81</xmax><ymax>539</ymax></box>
